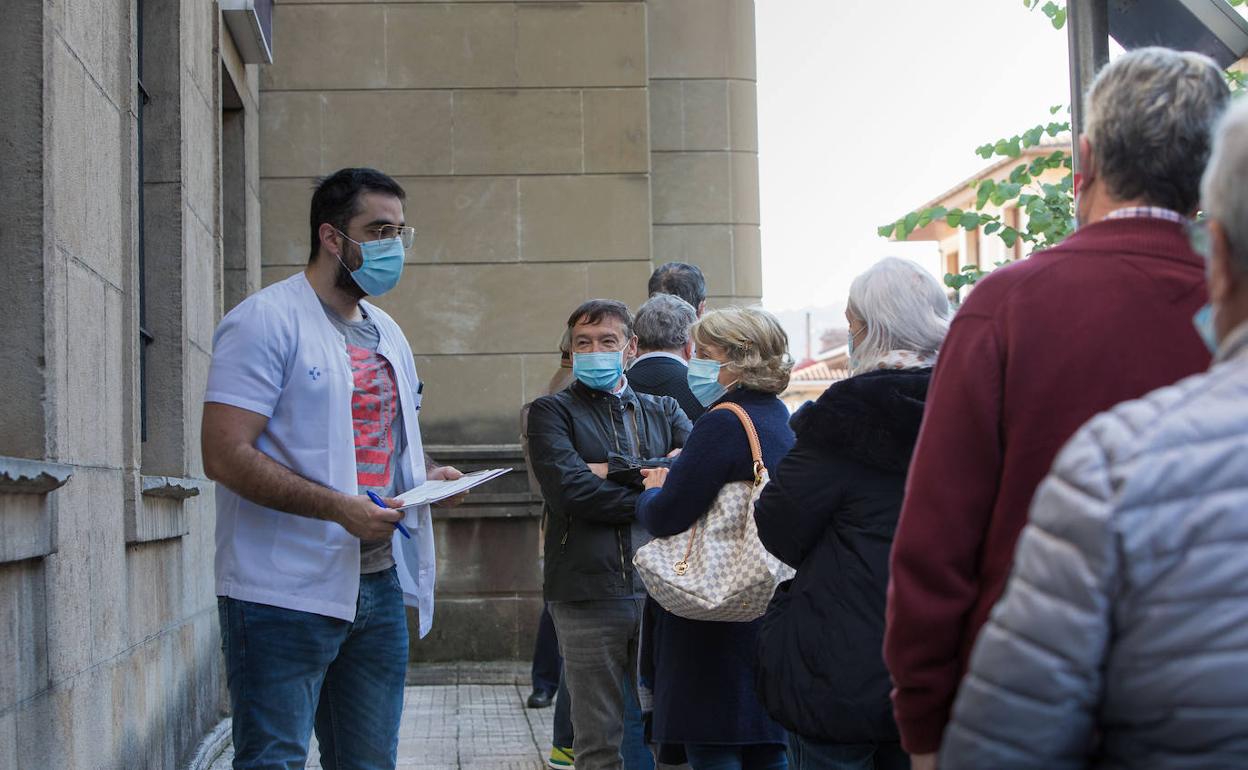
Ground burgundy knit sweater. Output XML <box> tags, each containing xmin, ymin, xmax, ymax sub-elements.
<box><xmin>884</xmin><ymin>216</ymin><xmax>1211</xmax><ymax>754</ymax></box>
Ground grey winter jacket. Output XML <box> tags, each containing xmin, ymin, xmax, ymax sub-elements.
<box><xmin>940</xmin><ymin>324</ymin><xmax>1248</xmax><ymax>770</ymax></box>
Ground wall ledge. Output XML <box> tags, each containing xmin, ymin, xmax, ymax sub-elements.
<box><xmin>0</xmin><ymin>456</ymin><xmax>73</xmax><ymax>495</ymax></box>
<box><xmin>141</xmin><ymin>475</ymin><xmax>204</xmax><ymax>501</ymax></box>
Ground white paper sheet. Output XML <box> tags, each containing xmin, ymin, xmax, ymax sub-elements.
<box><xmin>395</xmin><ymin>468</ymin><xmax>511</xmax><ymax>509</ymax></box>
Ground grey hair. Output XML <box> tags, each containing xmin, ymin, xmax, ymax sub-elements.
<box><xmin>1084</xmin><ymin>46</ymin><xmax>1228</xmax><ymax>214</ymax></box>
<box><xmin>847</xmin><ymin>257</ymin><xmax>951</xmax><ymax>374</ymax></box>
<box><xmin>634</xmin><ymin>293</ymin><xmax>697</xmax><ymax>352</ymax></box>
<box><xmin>1202</xmin><ymin>98</ymin><xmax>1248</xmax><ymax>275</ymax></box>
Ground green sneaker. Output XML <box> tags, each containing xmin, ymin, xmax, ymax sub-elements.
<box><xmin>547</xmin><ymin>745</ymin><xmax>574</xmax><ymax>769</ymax></box>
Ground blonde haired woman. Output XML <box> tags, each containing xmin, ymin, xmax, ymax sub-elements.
<box><xmin>637</xmin><ymin>306</ymin><xmax>795</xmax><ymax>770</ymax></box>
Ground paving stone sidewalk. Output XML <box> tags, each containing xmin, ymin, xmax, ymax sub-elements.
<box><xmin>208</xmin><ymin>662</ymin><xmax>556</xmax><ymax>769</ymax></box>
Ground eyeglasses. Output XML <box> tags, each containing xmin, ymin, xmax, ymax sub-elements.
<box><xmin>366</xmin><ymin>225</ymin><xmax>417</xmax><ymax>249</ymax></box>
<box><xmin>338</xmin><ymin>225</ymin><xmax>417</xmax><ymax>250</ymax></box>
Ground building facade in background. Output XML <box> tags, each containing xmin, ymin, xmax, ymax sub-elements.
<box><xmin>1</xmin><ymin>1</ymin><xmax>761</xmax><ymax>764</ymax></box>
<box><xmin>901</xmin><ymin>142</ymin><xmax>1072</xmax><ymax>280</ymax></box>
<box><xmin>256</xmin><ymin>0</ymin><xmax>764</xmax><ymax>661</ymax></box>
<box><xmin>1</xmin><ymin>1</ymin><xmax>264</xmax><ymax>766</ymax></box>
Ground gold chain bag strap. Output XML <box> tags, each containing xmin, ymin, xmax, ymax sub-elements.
<box><xmin>633</xmin><ymin>402</ymin><xmax>795</xmax><ymax>622</ymax></box>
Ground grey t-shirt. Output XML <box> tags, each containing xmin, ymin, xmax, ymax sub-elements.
<box><xmin>321</xmin><ymin>301</ymin><xmax>406</xmax><ymax>574</ymax></box>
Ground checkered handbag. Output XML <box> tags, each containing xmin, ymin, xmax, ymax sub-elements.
<box><xmin>633</xmin><ymin>402</ymin><xmax>795</xmax><ymax>622</ymax></box>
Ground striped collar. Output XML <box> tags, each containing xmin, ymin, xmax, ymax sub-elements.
<box><xmin>1103</xmin><ymin>206</ymin><xmax>1188</xmax><ymax>225</ymax></box>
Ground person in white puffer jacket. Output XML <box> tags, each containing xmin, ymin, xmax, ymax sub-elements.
<box><xmin>940</xmin><ymin>98</ymin><xmax>1248</xmax><ymax>769</ymax></box>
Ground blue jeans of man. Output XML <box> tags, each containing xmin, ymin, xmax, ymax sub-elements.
<box><xmin>218</xmin><ymin>568</ymin><xmax>409</xmax><ymax>770</ymax></box>
<box><xmin>532</xmin><ymin>604</ymin><xmax>562</xmax><ymax>695</ymax></box>
<box><xmin>786</xmin><ymin>735</ymin><xmax>909</xmax><ymax>770</ymax></box>
<box><xmin>549</xmin><ymin>598</ymin><xmax>654</xmax><ymax>770</ymax></box>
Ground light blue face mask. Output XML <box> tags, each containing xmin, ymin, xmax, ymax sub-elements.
<box><xmin>1193</xmin><ymin>303</ymin><xmax>1218</xmax><ymax>354</ymax></box>
<box><xmin>687</xmin><ymin>357</ymin><xmax>727</xmax><ymax>407</ymax></box>
<box><xmin>336</xmin><ymin>232</ymin><xmax>405</xmax><ymax>296</ymax></box>
<box><xmin>573</xmin><ymin>351</ymin><xmax>624</xmax><ymax>391</ymax></box>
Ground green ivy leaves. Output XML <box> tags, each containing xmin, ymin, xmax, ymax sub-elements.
<box><xmin>879</xmin><ymin>114</ymin><xmax>1074</xmax><ymax>256</ymax></box>
<box><xmin>878</xmin><ymin>0</ymin><xmax>1241</xmax><ymax>296</ymax></box>
<box><xmin>1024</xmin><ymin>0</ymin><xmax>1066</xmax><ymax>28</ymax></box>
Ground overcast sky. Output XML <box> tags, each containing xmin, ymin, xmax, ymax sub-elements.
<box><xmin>754</xmin><ymin>1</ymin><xmax>1075</xmax><ymax>314</ymax></box>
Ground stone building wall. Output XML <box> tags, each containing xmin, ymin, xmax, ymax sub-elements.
<box><xmin>258</xmin><ymin>0</ymin><xmax>762</xmax><ymax>660</ymax></box>
<box><xmin>0</xmin><ymin>1</ymin><xmax>263</xmax><ymax>766</ymax></box>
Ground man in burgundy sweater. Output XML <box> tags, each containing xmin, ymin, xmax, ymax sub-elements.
<box><xmin>884</xmin><ymin>47</ymin><xmax>1229</xmax><ymax>768</ymax></box>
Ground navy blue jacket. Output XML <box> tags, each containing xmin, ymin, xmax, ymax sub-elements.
<box><xmin>636</xmin><ymin>387</ymin><xmax>795</xmax><ymax>746</ymax></box>
<box><xmin>753</xmin><ymin>368</ymin><xmax>931</xmax><ymax>743</ymax></box>
<box><xmin>629</xmin><ymin>353</ymin><xmax>705</xmax><ymax>423</ymax></box>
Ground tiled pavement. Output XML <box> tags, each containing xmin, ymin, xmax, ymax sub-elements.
<box><xmin>208</xmin><ymin>662</ymin><xmax>556</xmax><ymax>770</ymax></box>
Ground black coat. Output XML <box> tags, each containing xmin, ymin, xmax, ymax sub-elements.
<box><xmin>753</xmin><ymin>368</ymin><xmax>931</xmax><ymax>743</ymax></box>
<box><xmin>628</xmin><ymin>354</ymin><xmax>705</xmax><ymax>423</ymax></box>
<box><xmin>528</xmin><ymin>380</ymin><xmax>692</xmax><ymax>602</ymax></box>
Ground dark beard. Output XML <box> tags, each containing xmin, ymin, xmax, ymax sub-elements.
<box><xmin>334</xmin><ymin>252</ymin><xmax>367</xmax><ymax>299</ymax></box>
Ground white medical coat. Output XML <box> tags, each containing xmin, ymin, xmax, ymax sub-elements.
<box><xmin>205</xmin><ymin>272</ymin><xmax>435</xmax><ymax>635</ymax></box>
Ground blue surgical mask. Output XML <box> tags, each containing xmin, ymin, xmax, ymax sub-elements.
<box><xmin>1193</xmin><ymin>303</ymin><xmax>1218</xmax><ymax>354</ymax></box>
<box><xmin>687</xmin><ymin>357</ymin><xmax>727</xmax><ymax>407</ymax></box>
<box><xmin>336</xmin><ymin>232</ymin><xmax>405</xmax><ymax>296</ymax></box>
<box><xmin>573</xmin><ymin>351</ymin><xmax>624</xmax><ymax>391</ymax></box>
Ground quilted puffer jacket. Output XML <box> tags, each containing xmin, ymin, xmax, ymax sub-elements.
<box><xmin>940</xmin><ymin>325</ymin><xmax>1248</xmax><ymax>769</ymax></box>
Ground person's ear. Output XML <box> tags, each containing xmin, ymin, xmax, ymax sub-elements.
<box><xmin>697</xmin><ymin>300</ymin><xmax>707</xmax><ymax>318</ymax></box>
<box><xmin>1208</xmin><ymin>220</ymin><xmax>1236</xmax><ymax>307</ymax></box>
<box><xmin>318</xmin><ymin>223</ymin><xmax>343</xmax><ymax>259</ymax></box>
<box><xmin>626</xmin><ymin>335</ymin><xmax>639</xmax><ymax>362</ymax></box>
<box><xmin>682</xmin><ymin>339</ymin><xmax>694</xmax><ymax>361</ymax></box>
<box><xmin>1078</xmin><ymin>135</ymin><xmax>1096</xmax><ymax>182</ymax></box>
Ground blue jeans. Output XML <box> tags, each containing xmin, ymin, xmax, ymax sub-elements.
<box><xmin>532</xmin><ymin>604</ymin><xmax>562</xmax><ymax>695</ymax></box>
<box><xmin>218</xmin><ymin>568</ymin><xmax>409</xmax><ymax>770</ymax></box>
<box><xmin>685</xmin><ymin>743</ymin><xmax>788</xmax><ymax>770</ymax></box>
<box><xmin>549</xmin><ymin>598</ymin><xmax>654</xmax><ymax>770</ymax></box>
<box><xmin>553</xmin><ymin>667</ymin><xmax>574</xmax><ymax>748</ymax></box>
<box><xmin>786</xmin><ymin>734</ymin><xmax>909</xmax><ymax>770</ymax></box>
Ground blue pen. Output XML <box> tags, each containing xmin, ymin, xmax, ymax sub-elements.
<box><xmin>367</xmin><ymin>490</ymin><xmax>411</xmax><ymax>539</ymax></box>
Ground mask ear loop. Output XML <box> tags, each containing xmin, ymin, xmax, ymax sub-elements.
<box><xmin>330</xmin><ymin>227</ymin><xmax>361</xmax><ymax>273</ymax></box>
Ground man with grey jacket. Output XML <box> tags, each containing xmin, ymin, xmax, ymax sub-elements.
<box><xmin>940</xmin><ymin>98</ymin><xmax>1248</xmax><ymax>769</ymax></box>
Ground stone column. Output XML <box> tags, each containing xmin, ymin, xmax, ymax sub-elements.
<box><xmin>259</xmin><ymin>0</ymin><xmax>653</xmax><ymax>659</ymax></box>
<box><xmin>647</xmin><ymin>0</ymin><xmax>763</xmax><ymax>307</ymax></box>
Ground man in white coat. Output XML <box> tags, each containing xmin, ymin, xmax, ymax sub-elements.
<box><xmin>202</xmin><ymin>168</ymin><xmax>461</xmax><ymax>769</ymax></box>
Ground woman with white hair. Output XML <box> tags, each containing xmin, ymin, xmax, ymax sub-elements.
<box><xmin>752</xmin><ymin>257</ymin><xmax>950</xmax><ymax>770</ymax></box>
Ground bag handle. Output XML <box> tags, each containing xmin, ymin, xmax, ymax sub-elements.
<box><xmin>671</xmin><ymin>402</ymin><xmax>765</xmax><ymax>577</ymax></box>
<box><xmin>711</xmin><ymin>402</ymin><xmax>765</xmax><ymax>486</ymax></box>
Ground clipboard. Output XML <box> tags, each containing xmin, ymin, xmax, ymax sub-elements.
<box><xmin>395</xmin><ymin>468</ymin><xmax>511</xmax><ymax>509</ymax></box>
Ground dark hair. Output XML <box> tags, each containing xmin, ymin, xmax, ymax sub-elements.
<box><xmin>566</xmin><ymin>299</ymin><xmax>634</xmax><ymax>338</ymax></box>
<box><xmin>308</xmin><ymin>168</ymin><xmax>407</xmax><ymax>263</ymax></box>
<box><xmin>648</xmin><ymin>262</ymin><xmax>706</xmax><ymax>309</ymax></box>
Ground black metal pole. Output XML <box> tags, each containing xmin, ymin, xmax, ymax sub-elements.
<box><xmin>1067</xmin><ymin>0</ymin><xmax>1110</xmax><ymax>173</ymax></box>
